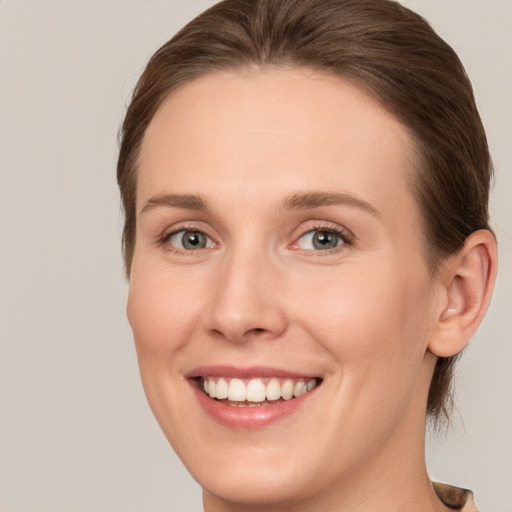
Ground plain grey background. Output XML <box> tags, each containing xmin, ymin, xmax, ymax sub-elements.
<box><xmin>0</xmin><ymin>1</ymin><xmax>510</xmax><ymax>511</ymax></box>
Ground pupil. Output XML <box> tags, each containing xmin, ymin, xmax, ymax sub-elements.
<box><xmin>183</xmin><ymin>231</ymin><xmax>205</xmax><ymax>249</ymax></box>
<box><xmin>313</xmin><ymin>231</ymin><xmax>337</xmax><ymax>250</ymax></box>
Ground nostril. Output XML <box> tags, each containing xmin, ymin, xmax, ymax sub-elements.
<box><xmin>243</xmin><ymin>327</ymin><xmax>272</xmax><ymax>339</ymax></box>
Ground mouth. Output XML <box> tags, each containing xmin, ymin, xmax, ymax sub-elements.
<box><xmin>186</xmin><ymin>367</ymin><xmax>323</xmax><ymax>429</ymax></box>
<box><xmin>196</xmin><ymin>376</ymin><xmax>321</xmax><ymax>407</ymax></box>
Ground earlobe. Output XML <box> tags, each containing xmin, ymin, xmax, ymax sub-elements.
<box><xmin>429</xmin><ymin>230</ymin><xmax>497</xmax><ymax>358</ymax></box>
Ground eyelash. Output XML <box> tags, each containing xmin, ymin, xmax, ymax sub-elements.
<box><xmin>291</xmin><ymin>223</ymin><xmax>353</xmax><ymax>255</ymax></box>
<box><xmin>158</xmin><ymin>222</ymin><xmax>354</xmax><ymax>255</ymax></box>
<box><xmin>158</xmin><ymin>223</ymin><xmax>216</xmax><ymax>255</ymax></box>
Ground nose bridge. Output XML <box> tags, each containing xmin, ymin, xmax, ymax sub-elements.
<box><xmin>203</xmin><ymin>241</ymin><xmax>287</xmax><ymax>342</ymax></box>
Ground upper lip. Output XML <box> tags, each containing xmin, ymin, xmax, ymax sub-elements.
<box><xmin>185</xmin><ymin>365</ymin><xmax>321</xmax><ymax>380</ymax></box>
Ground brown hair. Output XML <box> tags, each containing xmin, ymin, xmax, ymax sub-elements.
<box><xmin>117</xmin><ymin>0</ymin><xmax>493</xmax><ymax>423</ymax></box>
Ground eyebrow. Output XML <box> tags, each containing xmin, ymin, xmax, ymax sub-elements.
<box><xmin>140</xmin><ymin>190</ymin><xmax>380</xmax><ymax>217</ymax></box>
<box><xmin>280</xmin><ymin>191</ymin><xmax>380</xmax><ymax>217</ymax></box>
<box><xmin>140</xmin><ymin>193</ymin><xmax>207</xmax><ymax>215</ymax></box>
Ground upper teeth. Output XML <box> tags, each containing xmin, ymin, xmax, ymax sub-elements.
<box><xmin>203</xmin><ymin>377</ymin><xmax>318</xmax><ymax>402</ymax></box>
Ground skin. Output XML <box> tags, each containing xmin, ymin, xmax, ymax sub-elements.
<box><xmin>127</xmin><ymin>67</ymin><xmax>495</xmax><ymax>511</ymax></box>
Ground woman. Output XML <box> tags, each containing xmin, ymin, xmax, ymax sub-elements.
<box><xmin>117</xmin><ymin>0</ymin><xmax>497</xmax><ymax>510</ymax></box>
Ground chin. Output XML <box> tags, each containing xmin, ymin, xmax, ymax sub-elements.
<box><xmin>153</xmin><ymin>400</ymin><xmax>330</xmax><ymax>508</ymax></box>
<box><xmin>193</xmin><ymin>454</ymin><xmax>320</xmax><ymax>509</ymax></box>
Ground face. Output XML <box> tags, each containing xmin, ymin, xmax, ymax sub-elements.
<box><xmin>128</xmin><ymin>68</ymin><xmax>440</xmax><ymax>508</ymax></box>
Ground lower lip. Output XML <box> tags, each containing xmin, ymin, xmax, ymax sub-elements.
<box><xmin>189</xmin><ymin>380</ymin><xmax>317</xmax><ymax>430</ymax></box>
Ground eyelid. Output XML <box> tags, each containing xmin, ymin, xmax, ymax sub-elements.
<box><xmin>158</xmin><ymin>222</ymin><xmax>218</xmax><ymax>254</ymax></box>
<box><xmin>155</xmin><ymin>220</ymin><xmax>354</xmax><ymax>255</ymax></box>
<box><xmin>289</xmin><ymin>221</ymin><xmax>354</xmax><ymax>253</ymax></box>
<box><xmin>169</xmin><ymin>230</ymin><xmax>215</xmax><ymax>250</ymax></box>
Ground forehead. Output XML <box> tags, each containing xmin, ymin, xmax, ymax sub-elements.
<box><xmin>137</xmin><ymin>67</ymin><xmax>418</xmax><ymax>223</ymax></box>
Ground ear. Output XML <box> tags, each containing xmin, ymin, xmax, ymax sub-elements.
<box><xmin>428</xmin><ymin>229</ymin><xmax>497</xmax><ymax>358</ymax></box>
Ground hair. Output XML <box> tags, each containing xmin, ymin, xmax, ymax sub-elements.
<box><xmin>117</xmin><ymin>0</ymin><xmax>493</xmax><ymax>423</ymax></box>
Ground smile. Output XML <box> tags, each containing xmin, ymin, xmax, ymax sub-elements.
<box><xmin>200</xmin><ymin>376</ymin><xmax>319</xmax><ymax>406</ymax></box>
<box><xmin>187</xmin><ymin>367</ymin><xmax>323</xmax><ymax>429</ymax></box>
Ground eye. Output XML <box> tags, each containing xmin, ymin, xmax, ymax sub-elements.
<box><xmin>296</xmin><ymin>228</ymin><xmax>347</xmax><ymax>251</ymax></box>
<box><xmin>167</xmin><ymin>230</ymin><xmax>213</xmax><ymax>251</ymax></box>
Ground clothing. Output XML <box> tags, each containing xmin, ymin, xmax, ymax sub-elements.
<box><xmin>433</xmin><ymin>482</ymin><xmax>478</xmax><ymax>511</ymax></box>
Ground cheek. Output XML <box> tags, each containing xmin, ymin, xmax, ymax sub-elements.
<box><xmin>291</xmin><ymin>260</ymin><xmax>433</xmax><ymax>375</ymax></box>
<box><xmin>126</xmin><ymin>265</ymin><xmax>208</xmax><ymax>445</ymax></box>
<box><xmin>289</xmin><ymin>261</ymin><xmax>435</xmax><ymax>445</ymax></box>
<box><xmin>127</xmin><ymin>265</ymin><xmax>205</xmax><ymax>359</ymax></box>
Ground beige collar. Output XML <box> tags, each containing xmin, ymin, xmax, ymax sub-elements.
<box><xmin>432</xmin><ymin>482</ymin><xmax>478</xmax><ymax>511</ymax></box>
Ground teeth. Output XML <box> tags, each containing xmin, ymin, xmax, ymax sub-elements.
<box><xmin>208</xmin><ymin>380</ymin><xmax>216</xmax><ymax>398</ymax></box>
<box><xmin>293</xmin><ymin>380</ymin><xmax>305</xmax><ymax>398</ymax></box>
<box><xmin>281</xmin><ymin>379</ymin><xmax>294</xmax><ymax>400</ymax></box>
<box><xmin>203</xmin><ymin>376</ymin><xmax>318</xmax><ymax>403</ymax></box>
<box><xmin>246</xmin><ymin>379</ymin><xmax>266</xmax><ymax>402</ymax></box>
<box><xmin>215</xmin><ymin>378</ymin><xmax>228</xmax><ymax>399</ymax></box>
<box><xmin>266</xmin><ymin>378</ymin><xmax>281</xmax><ymax>401</ymax></box>
<box><xmin>228</xmin><ymin>378</ymin><xmax>246</xmax><ymax>401</ymax></box>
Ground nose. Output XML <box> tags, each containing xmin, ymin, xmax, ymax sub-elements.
<box><xmin>202</xmin><ymin>250</ymin><xmax>288</xmax><ymax>343</ymax></box>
